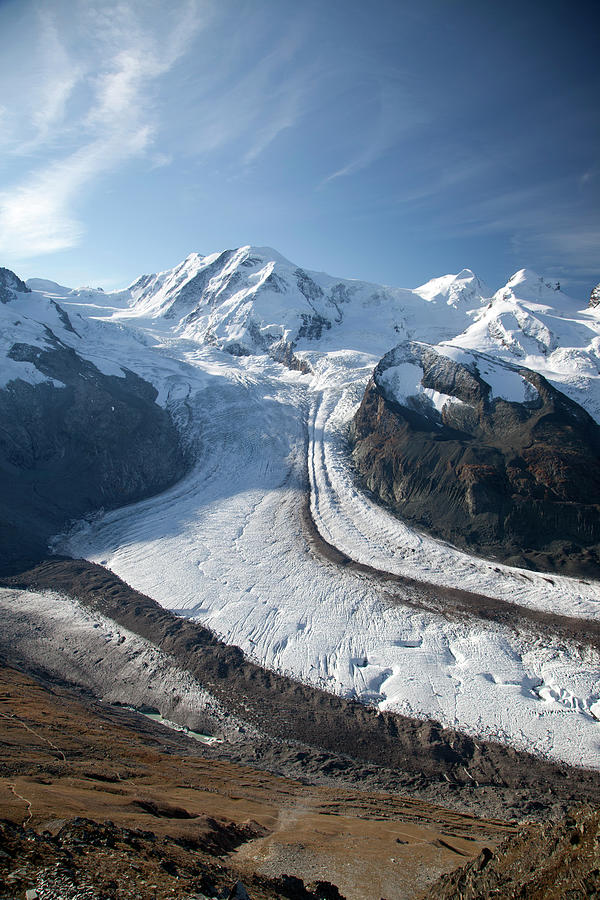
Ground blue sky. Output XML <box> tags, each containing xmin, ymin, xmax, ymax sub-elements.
<box><xmin>0</xmin><ymin>0</ymin><xmax>598</xmax><ymax>297</ymax></box>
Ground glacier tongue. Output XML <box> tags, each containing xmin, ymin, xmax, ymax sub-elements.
<box><xmin>4</xmin><ymin>249</ymin><xmax>600</xmax><ymax>770</ymax></box>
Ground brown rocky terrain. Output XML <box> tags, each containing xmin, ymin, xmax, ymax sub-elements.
<box><xmin>0</xmin><ymin>662</ymin><xmax>516</xmax><ymax>900</ymax></box>
<box><xmin>351</xmin><ymin>342</ymin><xmax>600</xmax><ymax>576</ymax></box>
<box><xmin>3</xmin><ymin>559</ymin><xmax>600</xmax><ymax>825</ymax></box>
<box><xmin>427</xmin><ymin>804</ymin><xmax>600</xmax><ymax>899</ymax></box>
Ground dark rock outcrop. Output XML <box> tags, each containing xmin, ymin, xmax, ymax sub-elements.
<box><xmin>351</xmin><ymin>342</ymin><xmax>600</xmax><ymax>575</ymax></box>
<box><xmin>269</xmin><ymin>339</ymin><xmax>312</xmax><ymax>373</ymax></box>
<box><xmin>590</xmin><ymin>282</ymin><xmax>600</xmax><ymax>308</ymax></box>
<box><xmin>0</xmin><ymin>333</ymin><xmax>188</xmax><ymax>572</ymax></box>
<box><xmin>0</xmin><ymin>267</ymin><xmax>31</xmax><ymax>304</ymax></box>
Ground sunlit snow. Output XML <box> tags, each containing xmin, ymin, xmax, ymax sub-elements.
<box><xmin>5</xmin><ymin>247</ymin><xmax>598</xmax><ymax>769</ymax></box>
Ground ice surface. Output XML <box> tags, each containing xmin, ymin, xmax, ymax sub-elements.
<box><xmin>5</xmin><ymin>250</ymin><xmax>598</xmax><ymax>769</ymax></box>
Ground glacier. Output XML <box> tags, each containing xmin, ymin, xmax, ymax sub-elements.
<box><xmin>2</xmin><ymin>245</ymin><xmax>598</xmax><ymax>769</ymax></box>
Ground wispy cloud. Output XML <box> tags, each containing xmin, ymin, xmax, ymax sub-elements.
<box><xmin>0</xmin><ymin>9</ymin><xmax>82</xmax><ymax>157</ymax></box>
<box><xmin>0</xmin><ymin>0</ymin><xmax>205</xmax><ymax>260</ymax></box>
<box><xmin>32</xmin><ymin>10</ymin><xmax>82</xmax><ymax>145</ymax></box>
<box><xmin>322</xmin><ymin>71</ymin><xmax>431</xmax><ymax>184</ymax></box>
<box><xmin>429</xmin><ymin>178</ymin><xmax>600</xmax><ymax>278</ymax></box>
<box><xmin>175</xmin><ymin>19</ymin><xmax>317</xmax><ymax>166</ymax></box>
<box><xmin>0</xmin><ymin>126</ymin><xmax>154</xmax><ymax>256</ymax></box>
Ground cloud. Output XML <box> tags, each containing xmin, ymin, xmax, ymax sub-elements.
<box><xmin>0</xmin><ymin>124</ymin><xmax>153</xmax><ymax>256</ymax></box>
<box><xmin>176</xmin><ymin>20</ymin><xmax>315</xmax><ymax>166</ymax></box>
<box><xmin>428</xmin><ymin>179</ymin><xmax>599</xmax><ymax>278</ymax></box>
<box><xmin>149</xmin><ymin>152</ymin><xmax>174</xmax><ymax>170</ymax></box>
<box><xmin>0</xmin><ymin>0</ymin><xmax>204</xmax><ymax>260</ymax></box>
<box><xmin>322</xmin><ymin>72</ymin><xmax>431</xmax><ymax>184</ymax></box>
<box><xmin>28</xmin><ymin>9</ymin><xmax>82</xmax><ymax>148</ymax></box>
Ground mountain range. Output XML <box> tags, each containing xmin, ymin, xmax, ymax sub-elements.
<box><xmin>1</xmin><ymin>248</ymin><xmax>600</xmax><ymax>898</ymax></box>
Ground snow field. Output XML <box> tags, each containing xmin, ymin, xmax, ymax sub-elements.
<box><xmin>9</xmin><ymin>251</ymin><xmax>598</xmax><ymax>770</ymax></box>
<box><xmin>57</xmin><ymin>346</ymin><xmax>600</xmax><ymax>769</ymax></box>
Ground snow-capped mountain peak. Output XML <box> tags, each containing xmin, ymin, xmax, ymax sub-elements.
<box><xmin>12</xmin><ymin>247</ymin><xmax>599</xmax><ymax>425</ymax></box>
<box><xmin>415</xmin><ymin>268</ymin><xmax>490</xmax><ymax>308</ymax></box>
<box><xmin>496</xmin><ymin>268</ymin><xmax>565</xmax><ymax>305</ymax></box>
<box><xmin>110</xmin><ymin>246</ymin><xmax>493</xmax><ymax>360</ymax></box>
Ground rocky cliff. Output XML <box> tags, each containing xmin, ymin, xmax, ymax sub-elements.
<box><xmin>0</xmin><ymin>267</ymin><xmax>31</xmax><ymax>304</ymax></box>
<box><xmin>0</xmin><ymin>276</ymin><xmax>188</xmax><ymax>571</ymax></box>
<box><xmin>351</xmin><ymin>342</ymin><xmax>600</xmax><ymax>575</ymax></box>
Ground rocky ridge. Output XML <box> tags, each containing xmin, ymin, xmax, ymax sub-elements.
<box><xmin>0</xmin><ymin>267</ymin><xmax>31</xmax><ymax>304</ymax></box>
<box><xmin>427</xmin><ymin>804</ymin><xmax>600</xmax><ymax>899</ymax></box>
<box><xmin>0</xmin><ymin>269</ymin><xmax>188</xmax><ymax>572</ymax></box>
<box><xmin>351</xmin><ymin>341</ymin><xmax>600</xmax><ymax>575</ymax></box>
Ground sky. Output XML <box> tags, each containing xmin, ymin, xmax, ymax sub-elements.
<box><xmin>0</xmin><ymin>0</ymin><xmax>598</xmax><ymax>297</ymax></box>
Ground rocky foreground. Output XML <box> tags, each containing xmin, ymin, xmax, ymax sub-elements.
<box><xmin>2</xmin><ymin>649</ymin><xmax>600</xmax><ymax>900</ymax></box>
<box><xmin>0</xmin><ymin>661</ymin><xmax>512</xmax><ymax>900</ymax></box>
<box><xmin>2</xmin><ymin>560</ymin><xmax>600</xmax><ymax>899</ymax></box>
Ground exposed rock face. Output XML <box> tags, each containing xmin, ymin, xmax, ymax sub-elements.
<box><xmin>0</xmin><ymin>337</ymin><xmax>188</xmax><ymax>572</ymax></box>
<box><xmin>0</xmin><ymin>267</ymin><xmax>31</xmax><ymax>304</ymax></box>
<box><xmin>590</xmin><ymin>282</ymin><xmax>600</xmax><ymax>308</ymax></box>
<box><xmin>351</xmin><ymin>342</ymin><xmax>600</xmax><ymax>575</ymax></box>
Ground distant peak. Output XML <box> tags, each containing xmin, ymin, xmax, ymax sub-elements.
<box><xmin>27</xmin><ymin>277</ymin><xmax>73</xmax><ymax>297</ymax></box>
<box><xmin>507</xmin><ymin>268</ymin><xmax>543</xmax><ymax>286</ymax></box>
<box><xmin>500</xmin><ymin>269</ymin><xmax>565</xmax><ymax>300</ymax></box>
<box><xmin>248</xmin><ymin>246</ymin><xmax>296</xmax><ymax>267</ymax></box>
<box><xmin>415</xmin><ymin>268</ymin><xmax>489</xmax><ymax>305</ymax></box>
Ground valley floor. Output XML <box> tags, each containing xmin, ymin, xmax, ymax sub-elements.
<box><xmin>0</xmin><ymin>662</ymin><xmax>514</xmax><ymax>900</ymax></box>
<box><xmin>52</xmin><ymin>343</ymin><xmax>600</xmax><ymax>770</ymax></box>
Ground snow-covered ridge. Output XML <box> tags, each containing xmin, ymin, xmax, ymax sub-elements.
<box><xmin>415</xmin><ymin>267</ymin><xmax>490</xmax><ymax>307</ymax></box>
<box><xmin>446</xmin><ymin>269</ymin><xmax>600</xmax><ymax>421</ymax></box>
<box><xmin>19</xmin><ymin>249</ymin><xmax>597</xmax><ymax>419</ymax></box>
<box><xmin>376</xmin><ymin>341</ymin><xmax>542</xmax><ymax>419</ymax></box>
<box><xmin>3</xmin><ymin>247</ymin><xmax>498</xmax><ymax>401</ymax></box>
<box><xmin>60</xmin><ymin>245</ymin><xmax>492</xmax><ymax>360</ymax></box>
